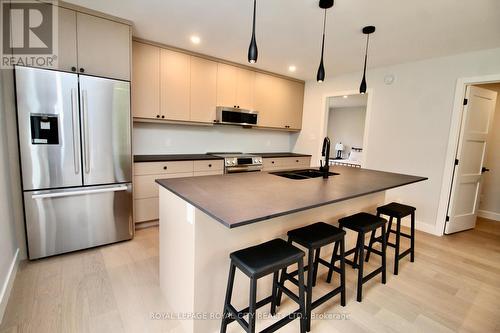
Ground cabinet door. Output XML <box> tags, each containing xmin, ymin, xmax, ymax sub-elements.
<box><xmin>254</xmin><ymin>73</ymin><xmax>286</xmax><ymax>128</ymax></box>
<box><xmin>57</xmin><ymin>7</ymin><xmax>78</xmax><ymax>73</ymax></box>
<box><xmin>283</xmin><ymin>80</ymin><xmax>304</xmax><ymax>129</ymax></box>
<box><xmin>132</xmin><ymin>42</ymin><xmax>160</xmax><ymax>119</ymax></box>
<box><xmin>190</xmin><ymin>57</ymin><xmax>217</xmax><ymax>123</ymax></box>
<box><xmin>76</xmin><ymin>13</ymin><xmax>131</xmax><ymax>80</ymax></box>
<box><xmin>216</xmin><ymin>63</ymin><xmax>237</xmax><ymax>108</ymax></box>
<box><xmin>236</xmin><ymin>68</ymin><xmax>255</xmax><ymax>110</ymax></box>
<box><xmin>160</xmin><ymin>49</ymin><xmax>191</xmax><ymax>121</ymax></box>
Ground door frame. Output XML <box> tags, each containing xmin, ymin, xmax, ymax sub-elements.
<box><xmin>320</xmin><ymin>88</ymin><xmax>374</xmax><ymax>167</ymax></box>
<box><xmin>436</xmin><ymin>74</ymin><xmax>500</xmax><ymax>236</ymax></box>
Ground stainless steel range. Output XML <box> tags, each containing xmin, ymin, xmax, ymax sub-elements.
<box><xmin>209</xmin><ymin>153</ymin><xmax>263</xmax><ymax>173</ymax></box>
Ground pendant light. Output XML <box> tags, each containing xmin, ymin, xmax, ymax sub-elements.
<box><xmin>248</xmin><ymin>0</ymin><xmax>258</xmax><ymax>63</ymax></box>
<box><xmin>359</xmin><ymin>26</ymin><xmax>375</xmax><ymax>94</ymax></box>
<box><xmin>316</xmin><ymin>0</ymin><xmax>334</xmax><ymax>82</ymax></box>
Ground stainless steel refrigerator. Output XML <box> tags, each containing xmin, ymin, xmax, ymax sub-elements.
<box><xmin>15</xmin><ymin>66</ymin><xmax>133</xmax><ymax>259</ymax></box>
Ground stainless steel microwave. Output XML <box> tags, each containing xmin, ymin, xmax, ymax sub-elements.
<box><xmin>215</xmin><ymin>107</ymin><xmax>258</xmax><ymax>126</ymax></box>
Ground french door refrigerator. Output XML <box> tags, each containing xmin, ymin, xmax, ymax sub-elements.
<box><xmin>15</xmin><ymin>66</ymin><xmax>133</xmax><ymax>259</ymax></box>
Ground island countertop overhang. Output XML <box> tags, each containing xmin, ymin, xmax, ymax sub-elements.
<box><xmin>156</xmin><ymin>166</ymin><xmax>427</xmax><ymax>229</ymax></box>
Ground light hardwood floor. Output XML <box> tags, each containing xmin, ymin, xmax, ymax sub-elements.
<box><xmin>1</xmin><ymin>218</ymin><xmax>499</xmax><ymax>333</ymax></box>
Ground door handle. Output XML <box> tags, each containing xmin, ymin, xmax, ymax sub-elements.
<box><xmin>481</xmin><ymin>167</ymin><xmax>490</xmax><ymax>173</ymax></box>
<box><xmin>32</xmin><ymin>185</ymin><xmax>128</xmax><ymax>199</ymax></box>
<box><xmin>71</xmin><ymin>88</ymin><xmax>80</xmax><ymax>174</ymax></box>
<box><xmin>82</xmin><ymin>89</ymin><xmax>91</xmax><ymax>174</ymax></box>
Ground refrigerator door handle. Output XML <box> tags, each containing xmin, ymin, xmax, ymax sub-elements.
<box><xmin>82</xmin><ymin>89</ymin><xmax>91</xmax><ymax>174</ymax></box>
<box><xmin>71</xmin><ymin>88</ymin><xmax>80</xmax><ymax>174</ymax></box>
<box><xmin>31</xmin><ymin>185</ymin><xmax>128</xmax><ymax>199</ymax></box>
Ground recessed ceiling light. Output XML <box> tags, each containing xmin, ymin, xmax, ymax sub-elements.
<box><xmin>288</xmin><ymin>65</ymin><xmax>296</xmax><ymax>72</ymax></box>
<box><xmin>190</xmin><ymin>35</ymin><xmax>201</xmax><ymax>44</ymax></box>
<box><xmin>343</xmin><ymin>95</ymin><xmax>348</xmax><ymax>99</ymax></box>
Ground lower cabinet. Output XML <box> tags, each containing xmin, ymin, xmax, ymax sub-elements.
<box><xmin>262</xmin><ymin>156</ymin><xmax>311</xmax><ymax>172</ymax></box>
<box><xmin>133</xmin><ymin>160</ymin><xmax>223</xmax><ymax>224</ymax></box>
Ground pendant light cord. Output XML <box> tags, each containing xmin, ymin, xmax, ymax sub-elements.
<box><xmin>320</xmin><ymin>9</ymin><xmax>327</xmax><ymax>58</ymax></box>
<box><xmin>252</xmin><ymin>0</ymin><xmax>256</xmax><ymax>37</ymax></box>
<box><xmin>363</xmin><ymin>33</ymin><xmax>370</xmax><ymax>72</ymax></box>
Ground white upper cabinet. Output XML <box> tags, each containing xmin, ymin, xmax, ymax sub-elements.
<box><xmin>216</xmin><ymin>63</ymin><xmax>255</xmax><ymax>110</ymax></box>
<box><xmin>190</xmin><ymin>57</ymin><xmax>217</xmax><ymax>123</ymax></box>
<box><xmin>132</xmin><ymin>41</ymin><xmax>160</xmax><ymax>119</ymax></box>
<box><xmin>56</xmin><ymin>7</ymin><xmax>78</xmax><ymax>73</ymax></box>
<box><xmin>76</xmin><ymin>12</ymin><xmax>131</xmax><ymax>80</ymax></box>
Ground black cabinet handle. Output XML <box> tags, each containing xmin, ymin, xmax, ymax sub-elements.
<box><xmin>208</xmin><ymin>164</ymin><xmax>212</xmax><ymax>168</ymax></box>
<box><xmin>296</xmin><ymin>160</ymin><xmax>299</xmax><ymax>163</ymax></box>
<box><xmin>161</xmin><ymin>115</ymin><xmax>165</xmax><ymax>119</ymax></box>
<box><xmin>272</xmin><ymin>161</ymin><xmax>275</xmax><ymax>164</ymax></box>
<box><xmin>71</xmin><ymin>66</ymin><xmax>77</xmax><ymax>72</ymax></box>
<box><xmin>156</xmin><ymin>115</ymin><xmax>160</xmax><ymax>118</ymax></box>
<box><xmin>79</xmin><ymin>68</ymin><xmax>85</xmax><ymax>73</ymax></box>
<box><xmin>482</xmin><ymin>167</ymin><xmax>490</xmax><ymax>173</ymax></box>
<box><xmin>163</xmin><ymin>166</ymin><xmax>167</xmax><ymax>170</ymax></box>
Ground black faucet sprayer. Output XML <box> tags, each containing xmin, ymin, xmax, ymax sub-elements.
<box><xmin>320</xmin><ymin>137</ymin><xmax>331</xmax><ymax>178</ymax></box>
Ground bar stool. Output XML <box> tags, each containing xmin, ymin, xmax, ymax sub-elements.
<box><xmin>335</xmin><ymin>213</ymin><xmax>387</xmax><ymax>302</ymax></box>
<box><xmin>275</xmin><ymin>222</ymin><xmax>346</xmax><ymax>332</ymax></box>
<box><xmin>366</xmin><ymin>202</ymin><xmax>416</xmax><ymax>275</ymax></box>
<box><xmin>221</xmin><ymin>239</ymin><xmax>307</xmax><ymax>333</ymax></box>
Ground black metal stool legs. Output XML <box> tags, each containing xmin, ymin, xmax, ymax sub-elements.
<box><xmin>221</xmin><ymin>263</ymin><xmax>236</xmax><ymax>333</ymax></box>
<box><xmin>394</xmin><ymin>217</ymin><xmax>401</xmax><ymax>275</ymax></box>
<box><xmin>356</xmin><ymin>232</ymin><xmax>365</xmax><ymax>302</ymax></box>
<box><xmin>248</xmin><ymin>278</ymin><xmax>257</xmax><ymax>333</ymax></box>
<box><xmin>410</xmin><ymin>212</ymin><xmax>415</xmax><ymax>262</ymax></box>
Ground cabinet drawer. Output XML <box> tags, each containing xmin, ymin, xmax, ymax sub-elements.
<box><xmin>134</xmin><ymin>172</ymin><xmax>193</xmax><ymax>199</ymax></box>
<box><xmin>134</xmin><ymin>198</ymin><xmax>159</xmax><ymax>223</ymax></box>
<box><xmin>281</xmin><ymin>157</ymin><xmax>311</xmax><ymax>167</ymax></box>
<box><xmin>193</xmin><ymin>170</ymin><xmax>223</xmax><ymax>177</ymax></box>
<box><xmin>262</xmin><ymin>158</ymin><xmax>285</xmax><ymax>170</ymax></box>
<box><xmin>134</xmin><ymin>161</ymin><xmax>194</xmax><ymax>175</ymax></box>
<box><xmin>193</xmin><ymin>160</ymin><xmax>224</xmax><ymax>172</ymax></box>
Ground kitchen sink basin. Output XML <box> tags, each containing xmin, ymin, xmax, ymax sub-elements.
<box><xmin>271</xmin><ymin>169</ymin><xmax>339</xmax><ymax>180</ymax></box>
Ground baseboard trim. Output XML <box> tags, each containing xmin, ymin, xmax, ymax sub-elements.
<box><xmin>0</xmin><ymin>248</ymin><xmax>19</xmax><ymax>324</ymax></box>
<box><xmin>478</xmin><ymin>210</ymin><xmax>500</xmax><ymax>222</ymax></box>
<box><xmin>398</xmin><ymin>218</ymin><xmax>440</xmax><ymax>236</ymax></box>
<box><xmin>135</xmin><ymin>220</ymin><xmax>159</xmax><ymax>230</ymax></box>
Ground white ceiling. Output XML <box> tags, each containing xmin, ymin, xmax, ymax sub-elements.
<box><xmin>329</xmin><ymin>94</ymin><xmax>367</xmax><ymax>108</ymax></box>
<box><xmin>66</xmin><ymin>0</ymin><xmax>500</xmax><ymax>80</ymax></box>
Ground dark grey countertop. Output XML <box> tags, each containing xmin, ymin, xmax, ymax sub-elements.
<box><xmin>134</xmin><ymin>154</ymin><xmax>223</xmax><ymax>162</ymax></box>
<box><xmin>253</xmin><ymin>152</ymin><xmax>312</xmax><ymax>158</ymax></box>
<box><xmin>134</xmin><ymin>152</ymin><xmax>311</xmax><ymax>162</ymax></box>
<box><xmin>156</xmin><ymin>166</ymin><xmax>427</xmax><ymax>229</ymax></box>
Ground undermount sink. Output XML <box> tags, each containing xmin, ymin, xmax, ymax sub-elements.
<box><xmin>271</xmin><ymin>169</ymin><xmax>339</xmax><ymax>180</ymax></box>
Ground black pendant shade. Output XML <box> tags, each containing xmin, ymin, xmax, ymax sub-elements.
<box><xmin>359</xmin><ymin>26</ymin><xmax>375</xmax><ymax>94</ymax></box>
<box><xmin>316</xmin><ymin>0</ymin><xmax>333</xmax><ymax>82</ymax></box>
<box><xmin>248</xmin><ymin>0</ymin><xmax>258</xmax><ymax>64</ymax></box>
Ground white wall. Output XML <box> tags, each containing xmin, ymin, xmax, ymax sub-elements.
<box><xmin>477</xmin><ymin>83</ymin><xmax>500</xmax><ymax>220</ymax></box>
<box><xmin>292</xmin><ymin>47</ymin><xmax>500</xmax><ymax>234</ymax></box>
<box><xmin>0</xmin><ymin>69</ymin><xmax>20</xmax><ymax>322</ymax></box>
<box><xmin>327</xmin><ymin>106</ymin><xmax>366</xmax><ymax>157</ymax></box>
<box><xmin>133</xmin><ymin>123</ymin><xmax>293</xmax><ymax>155</ymax></box>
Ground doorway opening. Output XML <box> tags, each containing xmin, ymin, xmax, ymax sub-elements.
<box><xmin>325</xmin><ymin>93</ymin><xmax>368</xmax><ymax>168</ymax></box>
<box><xmin>443</xmin><ymin>82</ymin><xmax>500</xmax><ymax>234</ymax></box>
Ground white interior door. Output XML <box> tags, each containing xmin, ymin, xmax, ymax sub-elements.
<box><xmin>445</xmin><ymin>86</ymin><xmax>497</xmax><ymax>234</ymax></box>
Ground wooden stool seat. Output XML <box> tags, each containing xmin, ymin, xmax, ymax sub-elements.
<box><xmin>276</xmin><ymin>222</ymin><xmax>346</xmax><ymax>332</ymax></box>
<box><xmin>221</xmin><ymin>239</ymin><xmax>307</xmax><ymax>333</ymax></box>
<box><xmin>365</xmin><ymin>202</ymin><xmax>416</xmax><ymax>275</ymax></box>
<box><xmin>338</xmin><ymin>213</ymin><xmax>387</xmax><ymax>302</ymax></box>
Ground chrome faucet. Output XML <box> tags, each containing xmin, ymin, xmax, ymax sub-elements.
<box><xmin>320</xmin><ymin>137</ymin><xmax>331</xmax><ymax>178</ymax></box>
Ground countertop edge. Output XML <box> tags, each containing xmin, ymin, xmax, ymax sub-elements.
<box><xmin>134</xmin><ymin>152</ymin><xmax>312</xmax><ymax>163</ymax></box>
<box><xmin>156</xmin><ymin>176</ymin><xmax>428</xmax><ymax>229</ymax></box>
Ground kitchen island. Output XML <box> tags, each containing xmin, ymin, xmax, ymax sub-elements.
<box><xmin>156</xmin><ymin>166</ymin><xmax>426</xmax><ymax>333</ymax></box>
